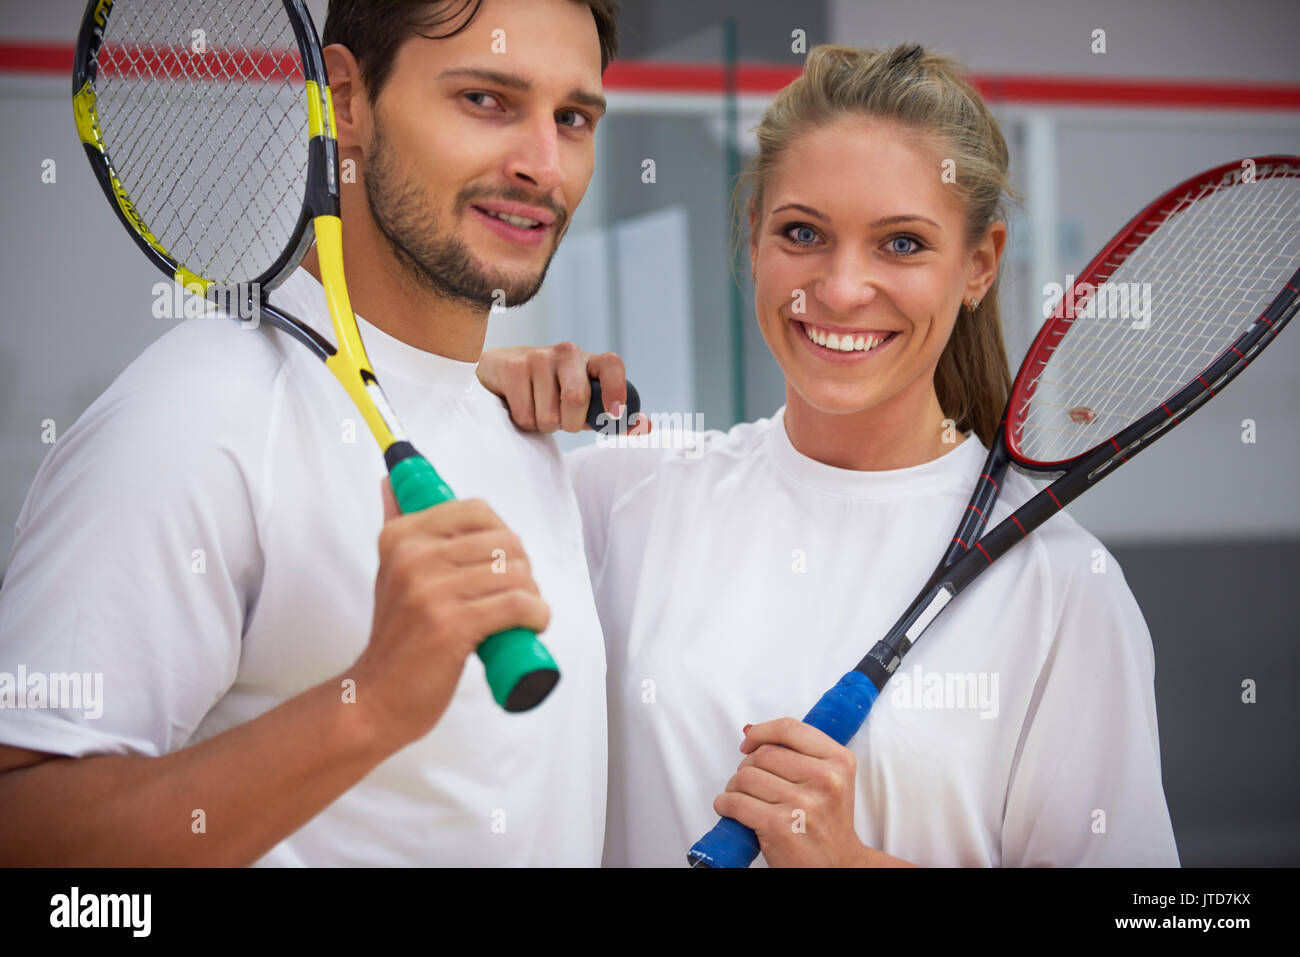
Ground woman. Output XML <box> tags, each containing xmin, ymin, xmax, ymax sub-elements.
<box><xmin>479</xmin><ymin>44</ymin><xmax>1179</xmax><ymax>867</ymax></box>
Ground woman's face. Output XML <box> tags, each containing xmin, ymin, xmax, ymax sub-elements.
<box><xmin>751</xmin><ymin>117</ymin><xmax>999</xmax><ymax>422</ymax></box>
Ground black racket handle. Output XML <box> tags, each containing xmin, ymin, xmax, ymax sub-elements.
<box><xmin>586</xmin><ymin>379</ymin><xmax>641</xmax><ymax>433</ymax></box>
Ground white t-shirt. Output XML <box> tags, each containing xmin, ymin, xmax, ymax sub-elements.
<box><xmin>568</xmin><ymin>411</ymin><xmax>1179</xmax><ymax>867</ymax></box>
<box><xmin>0</xmin><ymin>268</ymin><xmax>606</xmax><ymax>866</ymax></box>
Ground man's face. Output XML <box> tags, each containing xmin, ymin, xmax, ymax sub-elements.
<box><xmin>362</xmin><ymin>0</ymin><xmax>605</xmax><ymax>309</ymax></box>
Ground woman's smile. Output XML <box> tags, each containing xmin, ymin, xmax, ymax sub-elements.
<box><xmin>791</xmin><ymin>319</ymin><xmax>902</xmax><ymax>362</ymax></box>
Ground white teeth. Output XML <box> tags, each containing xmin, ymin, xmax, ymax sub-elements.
<box><xmin>803</xmin><ymin>324</ymin><xmax>890</xmax><ymax>353</ymax></box>
<box><xmin>484</xmin><ymin>209</ymin><xmax>541</xmax><ymax>228</ymax></box>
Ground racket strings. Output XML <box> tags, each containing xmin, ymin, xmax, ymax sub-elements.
<box><xmin>1071</xmin><ymin>177</ymin><xmax>1293</xmax><ymax>410</ymax></box>
<box><xmin>90</xmin><ymin>0</ymin><xmax>308</xmax><ymax>285</ymax></box>
<box><xmin>1048</xmin><ymin>180</ymin><xmax>1258</xmax><ymax>403</ymax></box>
<box><xmin>1016</xmin><ymin>168</ymin><xmax>1300</xmax><ymax>463</ymax></box>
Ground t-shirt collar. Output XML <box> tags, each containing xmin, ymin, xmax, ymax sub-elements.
<box><xmin>271</xmin><ymin>266</ymin><xmax>480</xmax><ymax>394</ymax></box>
<box><xmin>766</xmin><ymin>404</ymin><xmax>985</xmax><ymax>499</ymax></box>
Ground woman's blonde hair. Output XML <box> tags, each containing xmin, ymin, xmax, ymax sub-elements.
<box><xmin>736</xmin><ymin>43</ymin><xmax>1020</xmax><ymax>445</ymax></box>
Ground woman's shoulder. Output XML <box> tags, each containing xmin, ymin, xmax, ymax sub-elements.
<box><xmin>998</xmin><ymin>468</ymin><xmax>1109</xmax><ymax>563</ymax></box>
<box><xmin>995</xmin><ymin>468</ymin><xmax>1147</xmax><ymax>639</ymax></box>
<box><xmin>614</xmin><ymin>410</ymin><xmax>779</xmax><ymax>464</ymax></box>
<box><xmin>565</xmin><ymin>410</ymin><xmax>781</xmax><ymax>502</ymax></box>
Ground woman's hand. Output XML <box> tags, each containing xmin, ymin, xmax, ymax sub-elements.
<box><xmin>713</xmin><ymin>718</ymin><xmax>918</xmax><ymax>867</ymax></box>
<box><xmin>477</xmin><ymin>344</ymin><xmax>650</xmax><ymax>435</ymax></box>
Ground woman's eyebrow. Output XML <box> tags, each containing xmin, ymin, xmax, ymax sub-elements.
<box><xmin>871</xmin><ymin>214</ymin><xmax>940</xmax><ymax>229</ymax></box>
<box><xmin>768</xmin><ymin>205</ymin><xmax>940</xmax><ymax>230</ymax></box>
<box><xmin>771</xmin><ymin>202</ymin><xmax>830</xmax><ymax>223</ymax></box>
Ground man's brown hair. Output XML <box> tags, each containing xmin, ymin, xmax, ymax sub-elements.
<box><xmin>324</xmin><ymin>0</ymin><xmax>620</xmax><ymax>102</ymax></box>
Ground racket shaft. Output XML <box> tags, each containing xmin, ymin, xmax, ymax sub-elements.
<box><xmin>685</xmin><ymin>671</ymin><xmax>879</xmax><ymax>868</ymax></box>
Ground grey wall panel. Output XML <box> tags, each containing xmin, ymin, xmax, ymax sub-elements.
<box><xmin>1112</xmin><ymin>538</ymin><xmax>1299</xmax><ymax>865</ymax></box>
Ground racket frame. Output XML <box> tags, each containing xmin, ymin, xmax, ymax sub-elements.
<box><xmin>71</xmin><ymin>0</ymin><xmax>562</xmax><ymax>711</ymax></box>
<box><xmin>860</xmin><ymin>158</ymin><xmax>1300</xmax><ymax>687</ymax></box>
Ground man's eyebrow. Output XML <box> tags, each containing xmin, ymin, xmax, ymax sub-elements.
<box><xmin>568</xmin><ymin>88</ymin><xmax>607</xmax><ymax>116</ymax></box>
<box><xmin>437</xmin><ymin>67</ymin><xmax>606</xmax><ymax>116</ymax></box>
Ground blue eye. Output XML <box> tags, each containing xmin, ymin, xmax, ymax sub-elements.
<box><xmin>785</xmin><ymin>224</ymin><xmax>820</xmax><ymax>246</ymax></box>
<box><xmin>889</xmin><ymin>235</ymin><xmax>923</xmax><ymax>255</ymax></box>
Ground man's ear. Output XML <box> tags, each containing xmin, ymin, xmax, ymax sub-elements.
<box><xmin>322</xmin><ymin>43</ymin><xmax>369</xmax><ymax>154</ymax></box>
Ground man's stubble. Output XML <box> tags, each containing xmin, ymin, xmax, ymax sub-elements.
<box><xmin>362</xmin><ymin>113</ymin><xmax>568</xmax><ymax>311</ymax></box>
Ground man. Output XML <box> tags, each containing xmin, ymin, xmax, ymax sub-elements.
<box><xmin>0</xmin><ymin>0</ymin><xmax>624</xmax><ymax>866</ymax></box>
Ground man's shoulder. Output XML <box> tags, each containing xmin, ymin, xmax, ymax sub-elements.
<box><xmin>120</xmin><ymin>315</ymin><xmax>294</xmax><ymax>399</ymax></box>
<box><xmin>35</xmin><ymin>317</ymin><xmax>296</xmax><ymax>500</ymax></box>
<box><xmin>68</xmin><ymin>315</ymin><xmax>309</xmax><ymax>455</ymax></box>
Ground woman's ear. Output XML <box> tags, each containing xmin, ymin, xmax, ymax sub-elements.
<box><xmin>748</xmin><ymin>207</ymin><xmax>759</xmax><ymax>280</ymax></box>
<box><xmin>322</xmin><ymin>43</ymin><xmax>369</xmax><ymax>154</ymax></box>
<box><xmin>965</xmin><ymin>220</ymin><xmax>1007</xmax><ymax>305</ymax></box>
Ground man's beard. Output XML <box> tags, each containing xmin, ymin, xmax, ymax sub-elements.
<box><xmin>362</xmin><ymin>116</ymin><xmax>566</xmax><ymax>310</ymax></box>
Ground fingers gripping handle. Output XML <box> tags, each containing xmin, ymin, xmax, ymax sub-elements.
<box><xmin>387</xmin><ymin>448</ymin><xmax>560</xmax><ymax>713</ymax></box>
<box><xmin>685</xmin><ymin>671</ymin><xmax>879</xmax><ymax>868</ymax></box>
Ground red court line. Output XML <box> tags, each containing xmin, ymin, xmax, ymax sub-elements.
<box><xmin>0</xmin><ymin>41</ymin><xmax>69</xmax><ymax>74</ymax></box>
<box><xmin>5</xmin><ymin>44</ymin><xmax>1300</xmax><ymax>110</ymax></box>
<box><xmin>973</xmin><ymin>74</ymin><xmax>1300</xmax><ymax>110</ymax></box>
<box><xmin>604</xmin><ymin>63</ymin><xmax>1300</xmax><ymax>110</ymax></box>
<box><xmin>0</xmin><ymin>42</ymin><xmax>302</xmax><ymax>81</ymax></box>
<box><xmin>603</xmin><ymin>61</ymin><xmax>801</xmax><ymax>93</ymax></box>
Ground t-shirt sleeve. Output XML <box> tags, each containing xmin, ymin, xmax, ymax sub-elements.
<box><xmin>564</xmin><ymin>435</ymin><xmax>683</xmax><ymax>586</ymax></box>
<box><xmin>1000</xmin><ymin>535</ymin><xmax>1180</xmax><ymax>867</ymax></box>
<box><xmin>0</xmin><ymin>325</ymin><xmax>274</xmax><ymax>759</ymax></box>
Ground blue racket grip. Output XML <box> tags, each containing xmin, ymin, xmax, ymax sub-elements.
<box><xmin>686</xmin><ymin>670</ymin><xmax>880</xmax><ymax>868</ymax></box>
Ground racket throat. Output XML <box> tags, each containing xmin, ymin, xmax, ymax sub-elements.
<box><xmin>856</xmin><ymin>582</ymin><xmax>955</xmax><ymax>687</ymax></box>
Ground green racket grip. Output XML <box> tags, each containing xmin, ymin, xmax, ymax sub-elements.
<box><xmin>389</xmin><ymin>449</ymin><xmax>456</xmax><ymax>511</ymax></box>
<box><xmin>476</xmin><ymin>626</ymin><xmax>561</xmax><ymax>713</ymax></box>
<box><xmin>387</xmin><ymin>446</ymin><xmax>560</xmax><ymax>713</ymax></box>
<box><xmin>390</xmin><ymin>449</ymin><xmax>456</xmax><ymax>511</ymax></box>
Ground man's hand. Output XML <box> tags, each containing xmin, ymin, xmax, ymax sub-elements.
<box><xmin>352</xmin><ymin>480</ymin><xmax>551</xmax><ymax>749</ymax></box>
<box><xmin>477</xmin><ymin>344</ymin><xmax>650</xmax><ymax>435</ymax></box>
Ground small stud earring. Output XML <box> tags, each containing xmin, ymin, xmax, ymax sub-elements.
<box><xmin>968</xmin><ymin>297</ymin><xmax>981</xmax><ymax>311</ymax></box>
